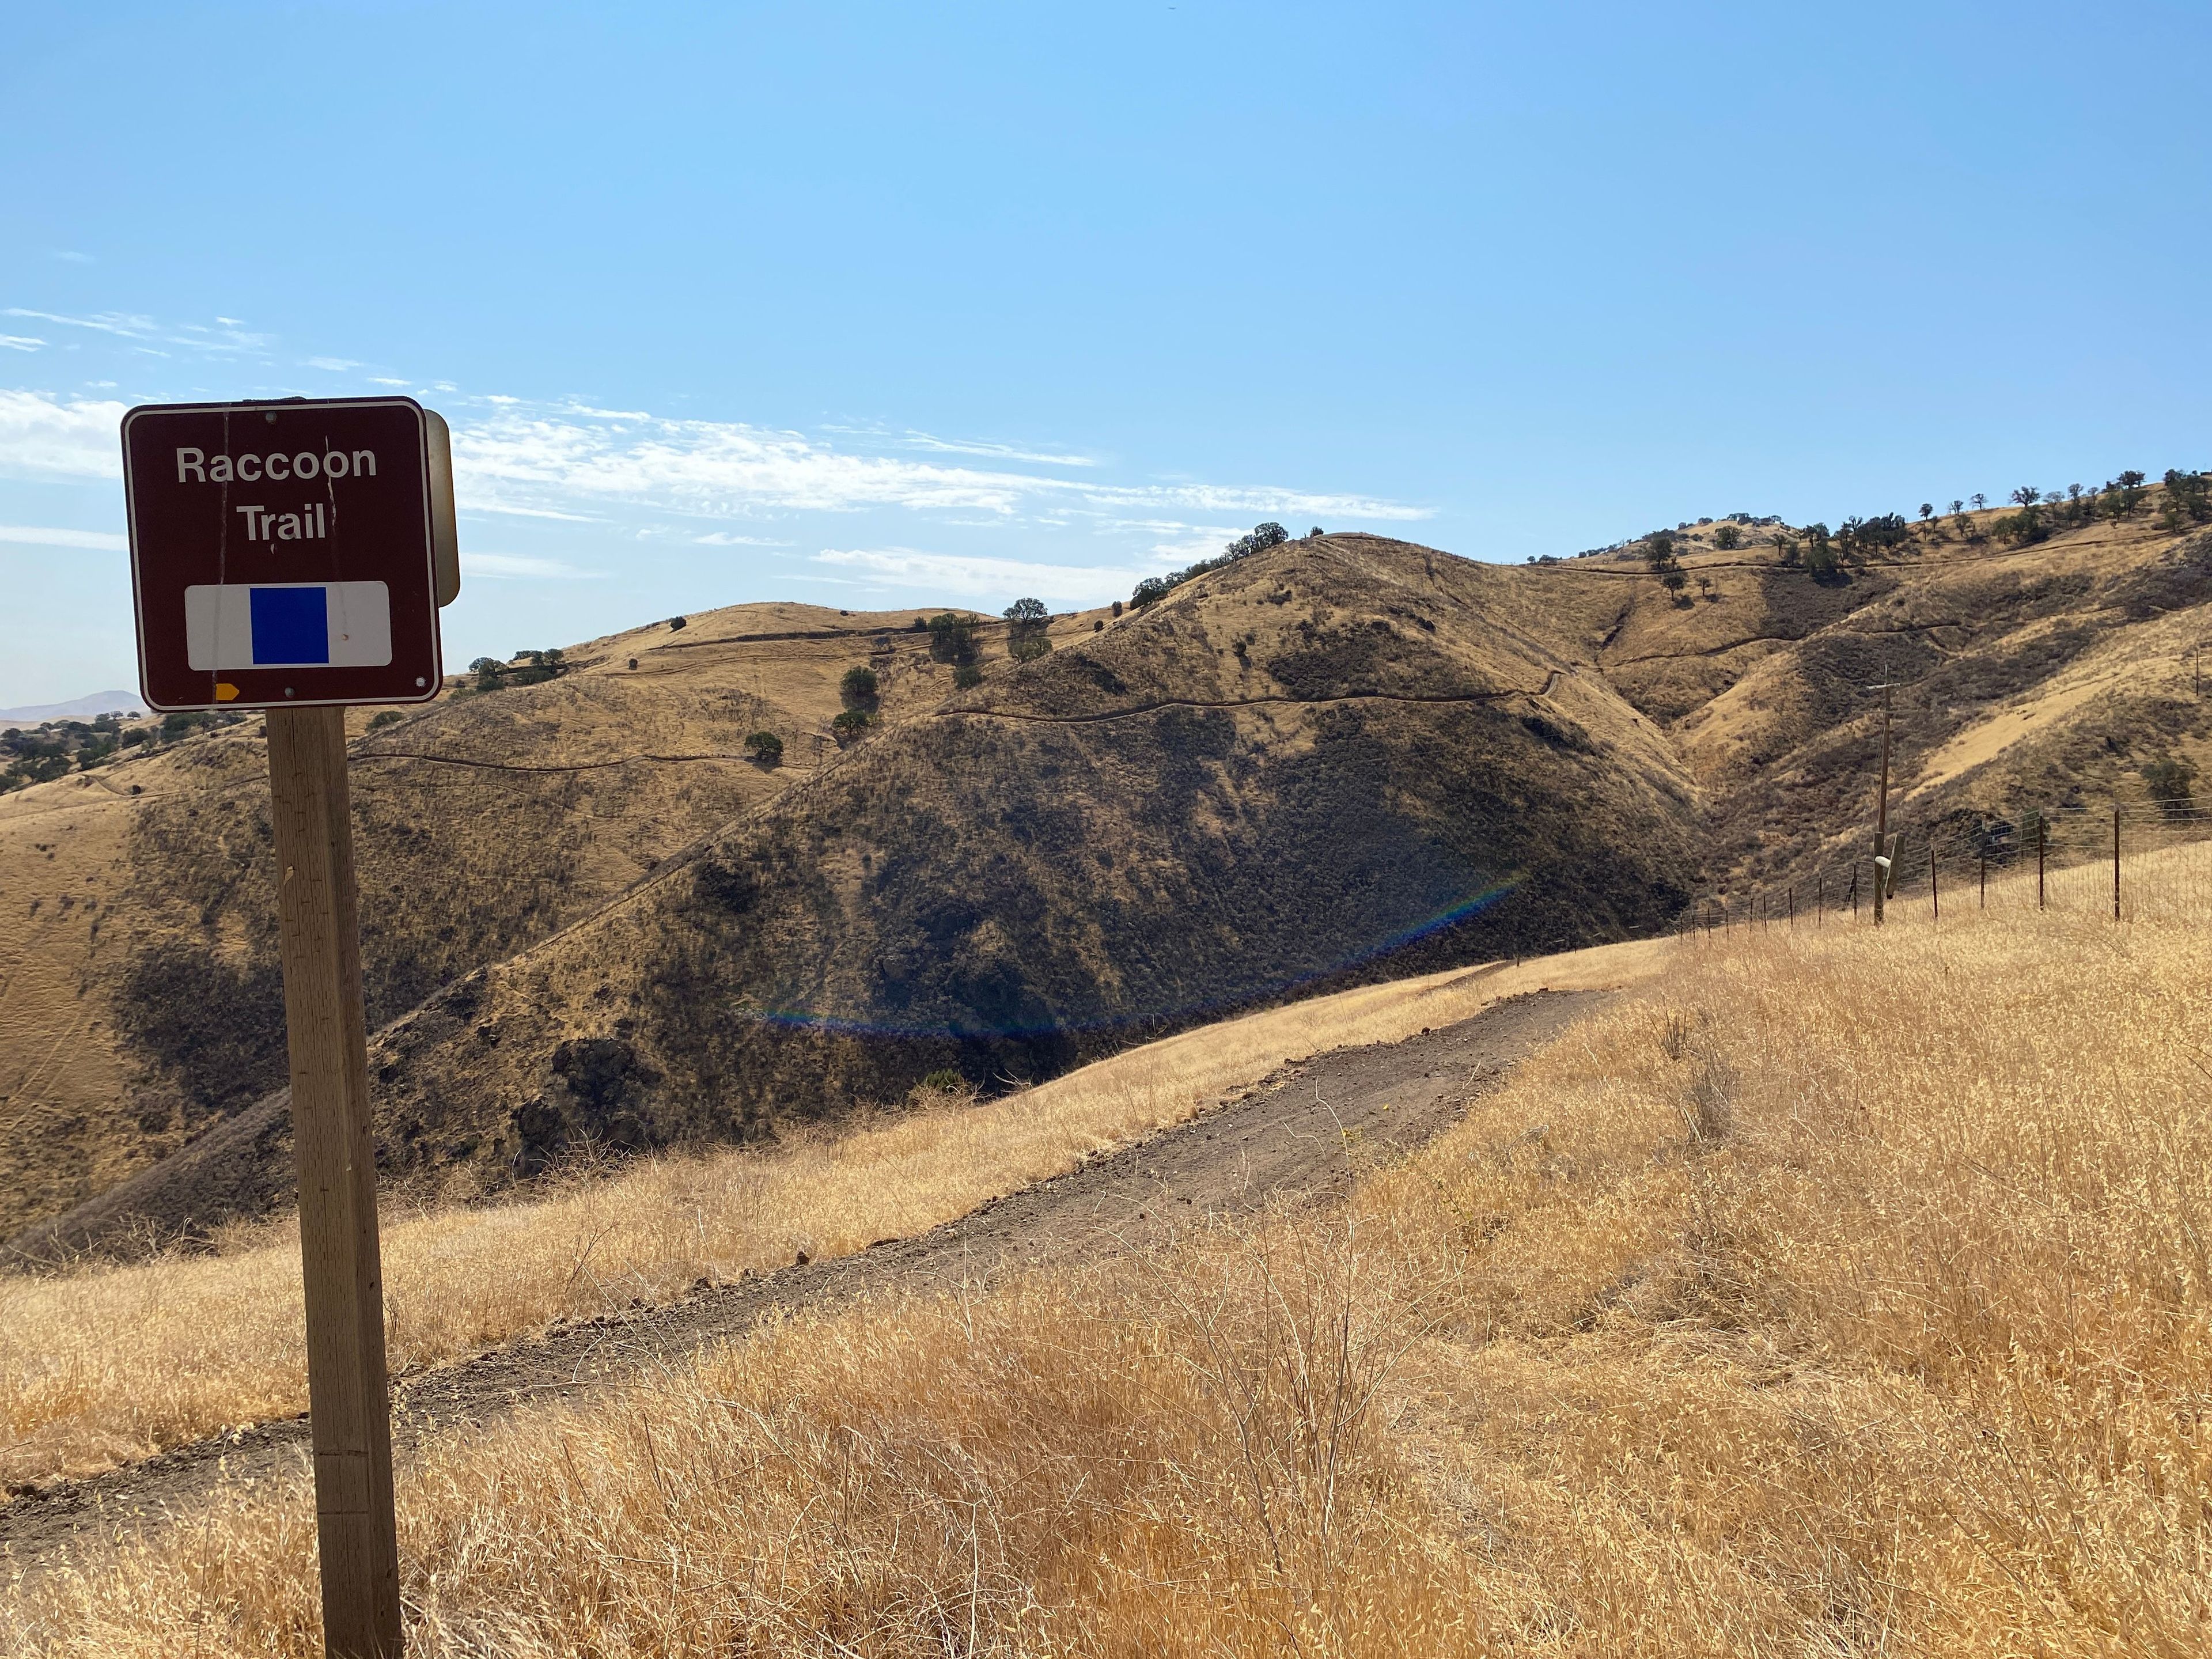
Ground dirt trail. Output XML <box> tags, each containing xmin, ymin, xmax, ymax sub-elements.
<box><xmin>0</xmin><ymin>988</ymin><xmax>1596</xmax><ymax>1577</ymax></box>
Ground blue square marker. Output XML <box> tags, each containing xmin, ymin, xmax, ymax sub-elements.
<box><xmin>249</xmin><ymin>586</ymin><xmax>330</xmax><ymax>666</ymax></box>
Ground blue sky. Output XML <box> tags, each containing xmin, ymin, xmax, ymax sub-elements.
<box><xmin>3</xmin><ymin>1</ymin><xmax>2209</xmax><ymax>707</ymax></box>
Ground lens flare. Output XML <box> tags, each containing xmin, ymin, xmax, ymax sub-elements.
<box><xmin>729</xmin><ymin>872</ymin><xmax>1524</xmax><ymax>1043</ymax></box>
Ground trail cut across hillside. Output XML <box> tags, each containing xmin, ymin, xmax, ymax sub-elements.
<box><xmin>0</xmin><ymin>988</ymin><xmax>1595</xmax><ymax>1577</ymax></box>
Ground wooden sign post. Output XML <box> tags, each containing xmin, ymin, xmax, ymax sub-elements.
<box><xmin>268</xmin><ymin>704</ymin><xmax>401</xmax><ymax>1657</ymax></box>
<box><xmin>122</xmin><ymin>396</ymin><xmax>459</xmax><ymax>1658</ymax></box>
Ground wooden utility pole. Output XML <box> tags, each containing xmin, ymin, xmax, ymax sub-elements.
<box><xmin>267</xmin><ymin>707</ymin><xmax>402</xmax><ymax>1659</ymax></box>
<box><xmin>1930</xmin><ymin>836</ymin><xmax>1939</xmax><ymax>922</ymax></box>
<box><xmin>2037</xmin><ymin>816</ymin><xmax>2047</xmax><ymax>910</ymax></box>
<box><xmin>1816</xmin><ymin>871</ymin><xmax>1823</xmax><ymax>925</ymax></box>
<box><xmin>2113</xmin><ymin>804</ymin><xmax>2122</xmax><ymax>921</ymax></box>
<box><xmin>1872</xmin><ymin>679</ymin><xmax>1894</xmax><ymax>926</ymax></box>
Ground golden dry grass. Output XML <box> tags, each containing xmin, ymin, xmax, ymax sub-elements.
<box><xmin>0</xmin><ymin>942</ymin><xmax>1658</xmax><ymax>1490</ymax></box>
<box><xmin>9</xmin><ymin>849</ymin><xmax>2211</xmax><ymax>1654</ymax></box>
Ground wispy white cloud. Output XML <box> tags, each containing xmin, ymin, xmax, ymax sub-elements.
<box><xmin>823</xmin><ymin>423</ymin><xmax>1099</xmax><ymax>467</ymax></box>
<box><xmin>305</xmin><ymin>356</ymin><xmax>361</xmax><ymax>372</ymax></box>
<box><xmin>0</xmin><ymin>389</ymin><xmax>126</xmax><ymax>480</ymax></box>
<box><xmin>446</xmin><ymin>399</ymin><xmax>1425</xmax><ymax>528</ymax></box>
<box><xmin>48</xmin><ymin>250</ymin><xmax>93</xmax><ymax>264</ymax></box>
<box><xmin>0</xmin><ymin>524</ymin><xmax>127</xmax><ymax>551</ymax></box>
<box><xmin>814</xmin><ymin>546</ymin><xmax>1141</xmax><ymax>607</ymax></box>
<box><xmin>468</xmin><ymin>552</ymin><xmax>606</xmax><ymax>580</ymax></box>
<box><xmin>462</xmin><ymin>501</ymin><xmax>600</xmax><ymax>522</ymax></box>
<box><xmin>5</xmin><ymin>308</ymin><xmax>154</xmax><ymax>339</ymax></box>
<box><xmin>0</xmin><ymin>369</ymin><xmax>1418</xmax><ymax>590</ymax></box>
<box><xmin>0</xmin><ymin>336</ymin><xmax>41</xmax><ymax>353</ymax></box>
<box><xmin>368</xmin><ymin>376</ymin><xmax>410</xmax><ymax>387</ymax></box>
<box><xmin>3</xmin><ymin>308</ymin><xmax>271</xmax><ymax>357</ymax></box>
<box><xmin>897</xmin><ymin>431</ymin><xmax>1099</xmax><ymax>466</ymax></box>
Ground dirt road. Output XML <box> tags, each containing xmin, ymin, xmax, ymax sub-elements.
<box><xmin>0</xmin><ymin>987</ymin><xmax>1596</xmax><ymax>1576</ymax></box>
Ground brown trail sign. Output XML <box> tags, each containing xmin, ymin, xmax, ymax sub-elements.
<box><xmin>121</xmin><ymin>396</ymin><xmax>459</xmax><ymax>1659</ymax></box>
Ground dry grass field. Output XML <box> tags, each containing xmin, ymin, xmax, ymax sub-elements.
<box><xmin>7</xmin><ymin>846</ymin><xmax>2207</xmax><ymax>1654</ymax></box>
<box><xmin>0</xmin><ymin>942</ymin><xmax>1659</xmax><ymax>1491</ymax></box>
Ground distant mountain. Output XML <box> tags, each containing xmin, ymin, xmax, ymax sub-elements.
<box><xmin>0</xmin><ymin>690</ymin><xmax>147</xmax><ymax>723</ymax></box>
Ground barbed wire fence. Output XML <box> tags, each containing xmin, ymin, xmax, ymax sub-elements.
<box><xmin>1679</xmin><ymin>798</ymin><xmax>2212</xmax><ymax>937</ymax></box>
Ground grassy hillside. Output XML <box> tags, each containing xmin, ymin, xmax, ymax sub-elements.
<box><xmin>1578</xmin><ymin>507</ymin><xmax>2212</xmax><ymax>894</ymax></box>
<box><xmin>0</xmin><ymin>603</ymin><xmax>972</xmax><ymax>1240</ymax></box>
<box><xmin>10</xmin><ymin>846</ymin><xmax>2206</xmax><ymax>1656</ymax></box>
<box><xmin>10</xmin><ymin>491</ymin><xmax>2212</xmax><ymax>1248</ymax></box>
<box><xmin>41</xmin><ymin>535</ymin><xmax>1692</xmax><ymax>1234</ymax></box>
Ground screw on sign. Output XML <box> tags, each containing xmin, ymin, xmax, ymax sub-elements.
<box><xmin>121</xmin><ymin>397</ymin><xmax>460</xmax><ymax>1659</ymax></box>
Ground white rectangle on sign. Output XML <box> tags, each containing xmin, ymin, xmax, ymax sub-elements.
<box><xmin>184</xmin><ymin>582</ymin><xmax>395</xmax><ymax>671</ymax></box>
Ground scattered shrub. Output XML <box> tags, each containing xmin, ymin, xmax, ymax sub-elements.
<box><xmin>1004</xmin><ymin>597</ymin><xmax>1052</xmax><ymax>663</ymax></box>
<box><xmin>668</xmin><ymin>616</ymin><xmax>688</xmax><ymax>630</ymax></box>
<box><xmin>831</xmin><ymin>709</ymin><xmax>873</xmax><ymax>745</ymax></box>
<box><xmin>2143</xmin><ymin>756</ymin><xmax>2197</xmax><ymax>815</ymax></box>
<box><xmin>839</xmin><ymin>665</ymin><xmax>880</xmax><ymax>711</ymax></box>
<box><xmin>2162</xmin><ymin>469</ymin><xmax>2210</xmax><ymax>528</ymax></box>
<box><xmin>366</xmin><ymin>711</ymin><xmax>404</xmax><ymax>731</ymax></box>
<box><xmin>1713</xmin><ymin>525</ymin><xmax>1741</xmax><ymax>551</ymax></box>
<box><xmin>1804</xmin><ymin>530</ymin><xmax>1844</xmax><ymax>583</ymax></box>
<box><xmin>1645</xmin><ymin>532</ymin><xmax>1688</xmax><ymax>601</ymax></box>
<box><xmin>1836</xmin><ymin>513</ymin><xmax>1912</xmax><ymax>559</ymax></box>
<box><xmin>743</xmin><ymin>731</ymin><xmax>783</xmax><ymax>766</ymax></box>
<box><xmin>928</xmin><ymin>613</ymin><xmax>978</xmax><ymax>666</ymax></box>
<box><xmin>509</xmin><ymin>648</ymin><xmax>566</xmax><ymax>687</ymax></box>
<box><xmin>953</xmin><ymin>664</ymin><xmax>984</xmax><ymax>690</ymax></box>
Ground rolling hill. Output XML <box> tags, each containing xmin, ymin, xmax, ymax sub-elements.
<box><xmin>7</xmin><ymin>499</ymin><xmax>2211</xmax><ymax>1252</ymax></box>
